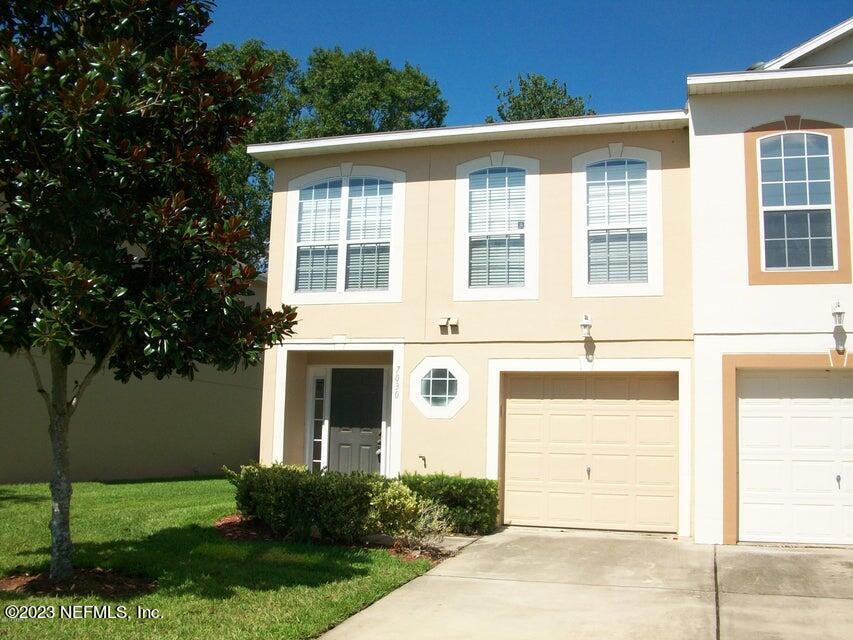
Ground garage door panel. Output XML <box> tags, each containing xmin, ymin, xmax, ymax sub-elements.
<box><xmin>548</xmin><ymin>453</ymin><xmax>586</xmax><ymax>483</ymax></box>
<box><xmin>842</xmin><ymin>418</ymin><xmax>853</xmax><ymax>449</ymax></box>
<box><xmin>506</xmin><ymin>413</ymin><xmax>544</xmax><ymax>445</ymax></box>
<box><xmin>739</xmin><ymin>370</ymin><xmax>853</xmax><ymax>544</ymax></box>
<box><xmin>791</xmin><ymin>417</ymin><xmax>836</xmax><ymax>449</ymax></box>
<box><xmin>547</xmin><ymin>491</ymin><xmax>588</xmax><ymax>524</ymax></box>
<box><xmin>591</xmin><ymin>415</ymin><xmax>631</xmax><ymax>445</ymax></box>
<box><xmin>505</xmin><ymin>452</ymin><xmax>543</xmax><ymax>482</ymax></box>
<box><xmin>740</xmin><ymin>416</ymin><xmax>785</xmax><ymax>448</ymax></box>
<box><xmin>635</xmin><ymin>415</ymin><xmax>677</xmax><ymax>447</ymax></box>
<box><xmin>741</xmin><ymin>459</ymin><xmax>787</xmax><ymax>492</ymax></box>
<box><xmin>591</xmin><ymin>493</ymin><xmax>631</xmax><ymax>525</ymax></box>
<box><xmin>792</xmin><ymin>460</ymin><xmax>838</xmax><ymax>493</ymax></box>
<box><xmin>504</xmin><ymin>373</ymin><xmax>678</xmax><ymax>533</ymax></box>
<box><xmin>504</xmin><ymin>490</ymin><xmax>544</xmax><ymax>522</ymax></box>
<box><xmin>548</xmin><ymin>413</ymin><xmax>587</xmax><ymax>444</ymax></box>
<box><xmin>741</xmin><ymin>501</ymin><xmax>788</xmax><ymax>538</ymax></box>
<box><xmin>636</xmin><ymin>455</ymin><xmax>677</xmax><ymax>487</ymax></box>
<box><xmin>636</xmin><ymin>495</ymin><xmax>676</xmax><ymax>526</ymax></box>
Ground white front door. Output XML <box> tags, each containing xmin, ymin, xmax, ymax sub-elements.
<box><xmin>738</xmin><ymin>370</ymin><xmax>853</xmax><ymax>544</ymax></box>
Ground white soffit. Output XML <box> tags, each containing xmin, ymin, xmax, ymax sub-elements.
<box><xmin>687</xmin><ymin>64</ymin><xmax>853</xmax><ymax>95</ymax></box>
<box><xmin>247</xmin><ymin>110</ymin><xmax>688</xmax><ymax>165</ymax></box>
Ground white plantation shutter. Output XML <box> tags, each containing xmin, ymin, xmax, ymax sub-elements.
<box><xmin>468</xmin><ymin>167</ymin><xmax>526</xmax><ymax>287</ymax></box>
<box><xmin>295</xmin><ymin>245</ymin><xmax>338</xmax><ymax>291</ymax></box>
<box><xmin>586</xmin><ymin>159</ymin><xmax>648</xmax><ymax>284</ymax></box>
<box><xmin>345</xmin><ymin>177</ymin><xmax>392</xmax><ymax>290</ymax></box>
<box><xmin>295</xmin><ymin>181</ymin><xmax>342</xmax><ymax>290</ymax></box>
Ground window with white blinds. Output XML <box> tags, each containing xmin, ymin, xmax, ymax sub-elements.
<box><xmin>295</xmin><ymin>176</ymin><xmax>396</xmax><ymax>292</ymax></box>
<box><xmin>586</xmin><ymin>159</ymin><xmax>648</xmax><ymax>283</ymax></box>
<box><xmin>468</xmin><ymin>167</ymin><xmax>526</xmax><ymax>287</ymax></box>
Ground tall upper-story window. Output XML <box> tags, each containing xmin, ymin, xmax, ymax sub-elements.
<box><xmin>759</xmin><ymin>132</ymin><xmax>834</xmax><ymax>269</ymax></box>
<box><xmin>285</xmin><ymin>166</ymin><xmax>405</xmax><ymax>304</ymax></box>
<box><xmin>585</xmin><ymin>159</ymin><xmax>648</xmax><ymax>283</ymax></box>
<box><xmin>571</xmin><ymin>147</ymin><xmax>663</xmax><ymax>297</ymax></box>
<box><xmin>453</xmin><ymin>155</ymin><xmax>540</xmax><ymax>301</ymax></box>
<box><xmin>468</xmin><ymin>167</ymin><xmax>526</xmax><ymax>287</ymax></box>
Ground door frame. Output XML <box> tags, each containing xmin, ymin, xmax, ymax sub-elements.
<box><xmin>721</xmin><ymin>352</ymin><xmax>853</xmax><ymax>543</ymax></box>
<box><xmin>304</xmin><ymin>364</ymin><xmax>392</xmax><ymax>476</ymax></box>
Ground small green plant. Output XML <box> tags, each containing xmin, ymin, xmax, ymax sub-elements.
<box><xmin>400</xmin><ymin>473</ymin><xmax>499</xmax><ymax>535</ymax></box>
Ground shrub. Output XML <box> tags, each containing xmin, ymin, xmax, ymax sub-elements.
<box><xmin>313</xmin><ymin>472</ymin><xmax>381</xmax><ymax>544</ymax></box>
<box><xmin>225</xmin><ymin>465</ymin><xmax>453</xmax><ymax>546</ymax></box>
<box><xmin>369</xmin><ymin>480</ymin><xmax>422</xmax><ymax>538</ymax></box>
<box><xmin>224</xmin><ymin>464</ymin><xmax>316</xmax><ymax>539</ymax></box>
<box><xmin>400</xmin><ymin>499</ymin><xmax>452</xmax><ymax>549</ymax></box>
<box><xmin>401</xmin><ymin>473</ymin><xmax>499</xmax><ymax>535</ymax></box>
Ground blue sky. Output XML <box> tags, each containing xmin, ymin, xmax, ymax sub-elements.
<box><xmin>204</xmin><ymin>1</ymin><xmax>851</xmax><ymax>126</ymax></box>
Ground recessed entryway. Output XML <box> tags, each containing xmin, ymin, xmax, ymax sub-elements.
<box><xmin>305</xmin><ymin>364</ymin><xmax>391</xmax><ymax>475</ymax></box>
<box><xmin>502</xmin><ymin>373</ymin><xmax>679</xmax><ymax>532</ymax></box>
<box><xmin>738</xmin><ymin>369</ymin><xmax>853</xmax><ymax>544</ymax></box>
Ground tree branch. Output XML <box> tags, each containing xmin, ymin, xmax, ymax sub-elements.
<box><xmin>67</xmin><ymin>338</ymin><xmax>119</xmax><ymax>417</ymax></box>
<box><xmin>25</xmin><ymin>349</ymin><xmax>54</xmax><ymax>419</ymax></box>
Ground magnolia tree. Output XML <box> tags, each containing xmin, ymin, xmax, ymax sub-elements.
<box><xmin>0</xmin><ymin>1</ymin><xmax>296</xmax><ymax>580</ymax></box>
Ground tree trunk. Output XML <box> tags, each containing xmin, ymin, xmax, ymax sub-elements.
<box><xmin>48</xmin><ymin>347</ymin><xmax>73</xmax><ymax>581</ymax></box>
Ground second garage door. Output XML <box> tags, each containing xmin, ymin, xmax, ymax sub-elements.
<box><xmin>503</xmin><ymin>373</ymin><xmax>678</xmax><ymax>532</ymax></box>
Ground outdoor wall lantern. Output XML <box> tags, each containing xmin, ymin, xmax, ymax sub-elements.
<box><xmin>580</xmin><ymin>314</ymin><xmax>592</xmax><ymax>338</ymax></box>
<box><xmin>832</xmin><ymin>301</ymin><xmax>846</xmax><ymax>353</ymax></box>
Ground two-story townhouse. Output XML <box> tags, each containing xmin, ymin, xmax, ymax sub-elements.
<box><xmin>249</xmin><ymin>16</ymin><xmax>853</xmax><ymax>545</ymax></box>
<box><xmin>250</xmin><ymin>113</ymin><xmax>694</xmax><ymax>537</ymax></box>
<box><xmin>689</xmin><ymin>18</ymin><xmax>853</xmax><ymax>545</ymax></box>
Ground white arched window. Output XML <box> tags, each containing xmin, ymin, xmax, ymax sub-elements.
<box><xmin>571</xmin><ymin>146</ymin><xmax>663</xmax><ymax>297</ymax></box>
<box><xmin>585</xmin><ymin>158</ymin><xmax>648</xmax><ymax>283</ymax></box>
<box><xmin>285</xmin><ymin>166</ymin><xmax>405</xmax><ymax>303</ymax></box>
<box><xmin>454</xmin><ymin>155</ymin><xmax>540</xmax><ymax>301</ymax></box>
<box><xmin>758</xmin><ymin>132</ymin><xmax>834</xmax><ymax>270</ymax></box>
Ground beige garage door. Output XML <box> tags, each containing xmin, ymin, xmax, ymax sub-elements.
<box><xmin>503</xmin><ymin>373</ymin><xmax>679</xmax><ymax>532</ymax></box>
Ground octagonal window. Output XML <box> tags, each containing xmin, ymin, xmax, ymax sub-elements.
<box><xmin>421</xmin><ymin>368</ymin><xmax>458</xmax><ymax>407</ymax></box>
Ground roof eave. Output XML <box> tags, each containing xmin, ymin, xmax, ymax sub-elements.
<box><xmin>247</xmin><ymin>110</ymin><xmax>688</xmax><ymax>165</ymax></box>
<box><xmin>687</xmin><ymin>64</ymin><xmax>853</xmax><ymax>95</ymax></box>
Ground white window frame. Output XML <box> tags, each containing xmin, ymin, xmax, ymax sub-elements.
<box><xmin>409</xmin><ymin>356</ymin><xmax>469</xmax><ymax>419</ymax></box>
<box><xmin>283</xmin><ymin>164</ymin><xmax>406</xmax><ymax>304</ymax></box>
<box><xmin>755</xmin><ymin>131</ymin><xmax>838</xmax><ymax>273</ymax></box>
<box><xmin>571</xmin><ymin>146</ymin><xmax>663</xmax><ymax>297</ymax></box>
<box><xmin>453</xmin><ymin>154</ymin><xmax>540</xmax><ymax>301</ymax></box>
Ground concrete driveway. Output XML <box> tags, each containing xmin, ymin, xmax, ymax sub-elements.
<box><xmin>322</xmin><ymin>527</ymin><xmax>853</xmax><ymax>640</ymax></box>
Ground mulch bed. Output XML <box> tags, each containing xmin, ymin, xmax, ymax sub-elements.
<box><xmin>0</xmin><ymin>567</ymin><xmax>155</xmax><ymax>599</ymax></box>
<box><xmin>215</xmin><ymin>513</ymin><xmax>454</xmax><ymax>564</ymax></box>
<box><xmin>215</xmin><ymin>513</ymin><xmax>275</xmax><ymax>541</ymax></box>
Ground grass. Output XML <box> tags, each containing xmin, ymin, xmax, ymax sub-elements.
<box><xmin>0</xmin><ymin>478</ymin><xmax>430</xmax><ymax>639</ymax></box>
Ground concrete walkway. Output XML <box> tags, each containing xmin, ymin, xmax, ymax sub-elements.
<box><xmin>323</xmin><ymin>527</ymin><xmax>853</xmax><ymax>640</ymax></box>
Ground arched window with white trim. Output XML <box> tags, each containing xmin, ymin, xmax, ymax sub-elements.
<box><xmin>286</xmin><ymin>166</ymin><xmax>405</xmax><ymax>303</ymax></box>
<box><xmin>453</xmin><ymin>155</ymin><xmax>540</xmax><ymax>301</ymax></box>
<box><xmin>571</xmin><ymin>146</ymin><xmax>662</xmax><ymax>297</ymax></box>
<box><xmin>758</xmin><ymin>132</ymin><xmax>834</xmax><ymax>270</ymax></box>
<box><xmin>467</xmin><ymin>167</ymin><xmax>527</xmax><ymax>288</ymax></box>
<box><xmin>585</xmin><ymin>158</ymin><xmax>648</xmax><ymax>283</ymax></box>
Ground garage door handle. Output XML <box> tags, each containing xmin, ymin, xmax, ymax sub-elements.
<box><xmin>838</xmin><ymin>474</ymin><xmax>842</xmax><ymax>489</ymax></box>
<box><xmin>586</xmin><ymin>466</ymin><xmax>591</xmax><ymax>480</ymax></box>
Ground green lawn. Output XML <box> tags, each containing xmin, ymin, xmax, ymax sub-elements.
<box><xmin>0</xmin><ymin>478</ymin><xmax>430</xmax><ymax>639</ymax></box>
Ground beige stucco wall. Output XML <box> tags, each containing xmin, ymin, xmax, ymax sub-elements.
<box><xmin>2</xmin><ymin>285</ymin><xmax>268</xmax><ymax>484</ymax></box>
<box><xmin>260</xmin><ymin>128</ymin><xmax>693</xmax><ymax>473</ymax></box>
<box><xmin>0</xmin><ymin>354</ymin><xmax>264</xmax><ymax>483</ymax></box>
<box><xmin>265</xmin><ymin>129</ymin><xmax>692</xmax><ymax>343</ymax></box>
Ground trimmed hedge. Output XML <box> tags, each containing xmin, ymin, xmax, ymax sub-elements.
<box><xmin>225</xmin><ymin>465</ymin><xmax>450</xmax><ymax>546</ymax></box>
<box><xmin>401</xmin><ymin>473</ymin><xmax>498</xmax><ymax>535</ymax></box>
